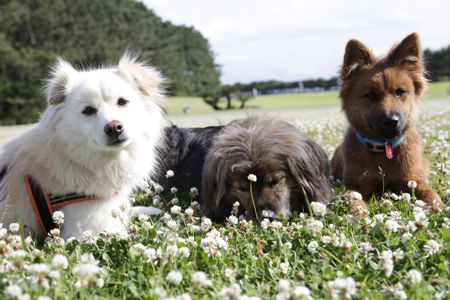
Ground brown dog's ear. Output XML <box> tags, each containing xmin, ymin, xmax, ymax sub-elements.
<box><xmin>387</xmin><ymin>33</ymin><xmax>423</xmax><ymax>70</ymax></box>
<box><xmin>118</xmin><ymin>53</ymin><xmax>165</xmax><ymax>103</ymax></box>
<box><xmin>387</xmin><ymin>33</ymin><xmax>426</xmax><ymax>95</ymax></box>
<box><xmin>341</xmin><ymin>39</ymin><xmax>376</xmax><ymax>79</ymax></box>
<box><xmin>45</xmin><ymin>58</ymin><xmax>78</xmax><ymax>105</ymax></box>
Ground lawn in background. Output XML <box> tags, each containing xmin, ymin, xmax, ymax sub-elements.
<box><xmin>163</xmin><ymin>81</ymin><xmax>450</xmax><ymax>116</ymax></box>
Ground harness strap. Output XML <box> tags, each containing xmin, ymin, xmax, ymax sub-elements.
<box><xmin>24</xmin><ymin>176</ymin><xmax>98</xmax><ymax>236</ymax></box>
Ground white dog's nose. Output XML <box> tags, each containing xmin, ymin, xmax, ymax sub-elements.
<box><xmin>104</xmin><ymin>120</ymin><xmax>124</xmax><ymax>137</ymax></box>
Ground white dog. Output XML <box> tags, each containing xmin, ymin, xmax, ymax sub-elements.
<box><xmin>0</xmin><ymin>54</ymin><xmax>164</xmax><ymax>241</ymax></box>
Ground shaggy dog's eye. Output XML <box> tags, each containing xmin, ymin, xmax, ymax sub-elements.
<box><xmin>82</xmin><ymin>106</ymin><xmax>97</xmax><ymax>115</ymax></box>
<box><xmin>238</xmin><ymin>184</ymin><xmax>248</xmax><ymax>192</ymax></box>
<box><xmin>268</xmin><ymin>176</ymin><xmax>281</xmax><ymax>187</ymax></box>
<box><xmin>365</xmin><ymin>91</ymin><xmax>378</xmax><ymax>101</ymax></box>
<box><xmin>117</xmin><ymin>97</ymin><xmax>129</xmax><ymax>106</ymax></box>
<box><xmin>395</xmin><ymin>88</ymin><xmax>406</xmax><ymax>98</ymax></box>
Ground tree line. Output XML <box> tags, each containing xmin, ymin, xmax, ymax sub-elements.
<box><xmin>0</xmin><ymin>0</ymin><xmax>221</xmax><ymax>124</ymax></box>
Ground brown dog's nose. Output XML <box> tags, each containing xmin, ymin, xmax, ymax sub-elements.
<box><xmin>381</xmin><ymin>114</ymin><xmax>400</xmax><ymax>127</ymax></box>
<box><xmin>104</xmin><ymin>120</ymin><xmax>124</xmax><ymax>137</ymax></box>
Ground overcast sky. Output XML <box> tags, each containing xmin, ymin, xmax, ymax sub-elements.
<box><xmin>143</xmin><ymin>0</ymin><xmax>450</xmax><ymax>84</ymax></box>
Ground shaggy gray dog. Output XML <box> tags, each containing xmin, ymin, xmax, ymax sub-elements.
<box><xmin>202</xmin><ymin>116</ymin><xmax>333</xmax><ymax>221</ymax></box>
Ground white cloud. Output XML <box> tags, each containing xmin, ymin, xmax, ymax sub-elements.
<box><xmin>143</xmin><ymin>0</ymin><xmax>450</xmax><ymax>84</ymax></box>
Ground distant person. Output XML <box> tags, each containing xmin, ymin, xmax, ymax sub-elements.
<box><xmin>182</xmin><ymin>103</ymin><xmax>190</xmax><ymax>114</ymax></box>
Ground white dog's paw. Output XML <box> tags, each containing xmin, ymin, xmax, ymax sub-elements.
<box><xmin>131</xmin><ymin>206</ymin><xmax>162</xmax><ymax>217</ymax></box>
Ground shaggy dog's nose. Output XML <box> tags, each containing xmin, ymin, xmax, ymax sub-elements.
<box><xmin>104</xmin><ymin>120</ymin><xmax>124</xmax><ymax>137</ymax></box>
<box><xmin>381</xmin><ymin>114</ymin><xmax>400</xmax><ymax>128</ymax></box>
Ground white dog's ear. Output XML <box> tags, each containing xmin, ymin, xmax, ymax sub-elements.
<box><xmin>45</xmin><ymin>58</ymin><xmax>78</xmax><ymax>105</ymax></box>
<box><xmin>117</xmin><ymin>53</ymin><xmax>165</xmax><ymax>102</ymax></box>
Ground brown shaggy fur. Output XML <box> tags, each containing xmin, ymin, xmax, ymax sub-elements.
<box><xmin>331</xmin><ymin>33</ymin><xmax>445</xmax><ymax>213</ymax></box>
<box><xmin>202</xmin><ymin>116</ymin><xmax>333</xmax><ymax>221</ymax></box>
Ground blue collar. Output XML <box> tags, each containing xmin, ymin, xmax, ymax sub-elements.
<box><xmin>355</xmin><ymin>132</ymin><xmax>405</xmax><ymax>153</ymax></box>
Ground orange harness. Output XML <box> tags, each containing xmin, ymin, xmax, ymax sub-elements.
<box><xmin>24</xmin><ymin>176</ymin><xmax>97</xmax><ymax>236</ymax></box>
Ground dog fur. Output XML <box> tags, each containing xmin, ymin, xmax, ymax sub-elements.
<box><xmin>0</xmin><ymin>54</ymin><xmax>165</xmax><ymax>241</ymax></box>
<box><xmin>202</xmin><ymin>116</ymin><xmax>333</xmax><ymax>221</ymax></box>
<box><xmin>331</xmin><ymin>33</ymin><xmax>445</xmax><ymax>212</ymax></box>
<box><xmin>155</xmin><ymin>125</ymin><xmax>223</xmax><ymax>201</ymax></box>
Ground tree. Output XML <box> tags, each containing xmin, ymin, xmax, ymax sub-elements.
<box><xmin>0</xmin><ymin>0</ymin><xmax>221</xmax><ymax>124</ymax></box>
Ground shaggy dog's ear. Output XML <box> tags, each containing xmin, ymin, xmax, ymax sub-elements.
<box><xmin>286</xmin><ymin>140</ymin><xmax>333</xmax><ymax>206</ymax></box>
<box><xmin>118</xmin><ymin>53</ymin><xmax>165</xmax><ymax>102</ymax></box>
<box><xmin>387</xmin><ymin>33</ymin><xmax>426</xmax><ymax>95</ymax></box>
<box><xmin>45</xmin><ymin>58</ymin><xmax>79</xmax><ymax>105</ymax></box>
<box><xmin>341</xmin><ymin>39</ymin><xmax>376</xmax><ymax>79</ymax></box>
<box><xmin>201</xmin><ymin>152</ymin><xmax>227</xmax><ymax>221</ymax></box>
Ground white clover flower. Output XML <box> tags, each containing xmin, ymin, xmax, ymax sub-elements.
<box><xmin>358</xmin><ymin>242</ymin><xmax>374</xmax><ymax>254</ymax></box>
<box><xmin>271</xmin><ymin>221</ymin><xmax>283</xmax><ymax>229</ymax></box>
<box><xmin>170</xmin><ymin>205</ymin><xmax>182</xmax><ymax>214</ymax></box>
<box><xmin>166</xmin><ymin>270</ymin><xmax>183</xmax><ymax>285</ymax></box>
<box><xmin>138</xmin><ymin>214</ymin><xmax>149</xmax><ymax>222</ymax></box>
<box><xmin>348</xmin><ymin>191</ymin><xmax>362</xmax><ymax>200</ymax></box>
<box><xmin>327</xmin><ymin>277</ymin><xmax>357</xmax><ymax>300</ymax></box>
<box><xmin>407</xmin><ymin>180</ymin><xmax>417</xmax><ymax>189</ymax></box>
<box><xmin>9</xmin><ymin>222</ymin><xmax>19</xmax><ymax>233</ymax></box>
<box><xmin>224</xmin><ymin>268</ymin><xmax>235</xmax><ymax>277</ymax></box>
<box><xmin>171</xmin><ymin>197</ymin><xmax>179</xmax><ymax>205</ymax></box>
<box><xmin>201</xmin><ymin>217</ymin><xmax>212</xmax><ymax>232</ymax></box>
<box><xmin>200</xmin><ymin>229</ymin><xmax>228</xmax><ymax>257</ymax></box>
<box><xmin>307</xmin><ymin>241</ymin><xmax>319</xmax><ymax>253</ymax></box>
<box><xmin>321</xmin><ymin>235</ymin><xmax>332</xmax><ymax>244</ymax></box>
<box><xmin>423</xmin><ymin>240</ymin><xmax>441</xmax><ymax>255</ymax></box>
<box><xmin>5</xmin><ymin>284</ymin><xmax>22</xmax><ymax>298</ymax></box>
<box><xmin>26</xmin><ymin>263</ymin><xmax>50</xmax><ymax>274</ymax></box>
<box><xmin>154</xmin><ymin>184</ymin><xmax>164</xmax><ymax>193</ymax></box>
<box><xmin>73</xmin><ymin>254</ymin><xmax>104</xmax><ymax>289</ymax></box>
<box><xmin>82</xmin><ymin>230</ymin><xmax>97</xmax><ymax>244</ymax></box>
<box><xmin>191</xmin><ymin>271</ymin><xmax>212</xmax><ymax>287</ymax></box>
<box><xmin>277</xmin><ymin>278</ymin><xmax>291</xmax><ymax>296</ymax></box>
<box><xmin>52</xmin><ymin>254</ymin><xmax>69</xmax><ymax>269</ymax></box>
<box><xmin>406</xmin><ymin>269</ymin><xmax>422</xmax><ymax>285</ymax></box>
<box><xmin>384</xmin><ymin>219</ymin><xmax>400</xmax><ymax>233</ymax></box>
<box><xmin>49</xmin><ymin>228</ymin><xmax>61</xmax><ymax>237</ymax></box>
<box><xmin>261</xmin><ymin>218</ymin><xmax>270</xmax><ymax>230</ymax></box>
<box><xmin>414</xmin><ymin>200</ymin><xmax>426</xmax><ymax>208</ymax></box>
<box><xmin>307</xmin><ymin>220</ymin><xmax>324</xmax><ymax>235</ymax></box>
<box><xmin>189</xmin><ymin>187</ymin><xmax>199</xmax><ymax>198</ymax></box>
<box><xmin>52</xmin><ymin>211</ymin><xmax>65</xmax><ymax>225</ymax></box>
<box><xmin>219</xmin><ymin>283</ymin><xmax>242</xmax><ymax>300</ymax></box>
<box><xmin>170</xmin><ymin>187</ymin><xmax>178</xmax><ymax>194</ymax></box>
<box><xmin>379</xmin><ymin>250</ymin><xmax>394</xmax><ymax>277</ymax></box>
<box><xmin>311</xmin><ymin>202</ymin><xmax>327</xmax><ymax>217</ymax></box>
<box><xmin>185</xmin><ymin>208</ymin><xmax>194</xmax><ymax>216</ymax></box>
<box><xmin>399</xmin><ymin>193</ymin><xmax>411</xmax><ymax>202</ymax></box>
<box><xmin>178</xmin><ymin>247</ymin><xmax>190</xmax><ymax>258</ymax></box>
<box><xmin>165</xmin><ymin>170</ymin><xmax>174</xmax><ymax>178</ymax></box>
<box><xmin>279</xmin><ymin>262</ymin><xmax>289</xmax><ymax>275</ymax></box>
<box><xmin>37</xmin><ymin>296</ymin><xmax>52</xmax><ymax>300</ymax></box>
<box><xmin>291</xmin><ymin>286</ymin><xmax>312</xmax><ymax>300</ymax></box>
<box><xmin>226</xmin><ymin>215</ymin><xmax>239</xmax><ymax>226</ymax></box>
<box><xmin>247</xmin><ymin>174</ymin><xmax>257</xmax><ymax>182</ymax></box>
<box><xmin>0</xmin><ymin>228</ymin><xmax>7</xmax><ymax>239</ymax></box>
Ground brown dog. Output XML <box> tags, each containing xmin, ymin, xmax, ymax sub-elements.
<box><xmin>331</xmin><ymin>33</ymin><xmax>445</xmax><ymax>213</ymax></box>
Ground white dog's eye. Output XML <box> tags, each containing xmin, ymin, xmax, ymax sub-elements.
<box><xmin>82</xmin><ymin>106</ymin><xmax>97</xmax><ymax>116</ymax></box>
<box><xmin>117</xmin><ymin>97</ymin><xmax>129</xmax><ymax>106</ymax></box>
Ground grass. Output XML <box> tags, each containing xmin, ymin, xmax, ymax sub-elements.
<box><xmin>163</xmin><ymin>81</ymin><xmax>450</xmax><ymax>116</ymax></box>
<box><xmin>1</xmin><ymin>99</ymin><xmax>449</xmax><ymax>299</ymax></box>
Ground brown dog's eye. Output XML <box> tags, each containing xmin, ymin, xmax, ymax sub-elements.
<box><xmin>117</xmin><ymin>97</ymin><xmax>129</xmax><ymax>106</ymax></box>
<box><xmin>365</xmin><ymin>91</ymin><xmax>377</xmax><ymax>101</ymax></box>
<box><xmin>82</xmin><ymin>106</ymin><xmax>97</xmax><ymax>115</ymax></box>
<box><xmin>394</xmin><ymin>88</ymin><xmax>406</xmax><ymax>98</ymax></box>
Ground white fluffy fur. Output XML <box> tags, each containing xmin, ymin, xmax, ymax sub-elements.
<box><xmin>0</xmin><ymin>54</ymin><xmax>165</xmax><ymax>241</ymax></box>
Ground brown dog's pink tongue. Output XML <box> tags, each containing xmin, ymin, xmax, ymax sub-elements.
<box><xmin>385</xmin><ymin>143</ymin><xmax>393</xmax><ymax>159</ymax></box>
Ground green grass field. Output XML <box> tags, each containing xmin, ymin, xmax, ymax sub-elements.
<box><xmin>1</xmin><ymin>97</ymin><xmax>449</xmax><ymax>299</ymax></box>
<box><xmin>163</xmin><ymin>81</ymin><xmax>450</xmax><ymax>116</ymax></box>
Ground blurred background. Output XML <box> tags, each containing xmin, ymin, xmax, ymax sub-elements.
<box><xmin>0</xmin><ymin>0</ymin><xmax>449</xmax><ymax>135</ymax></box>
